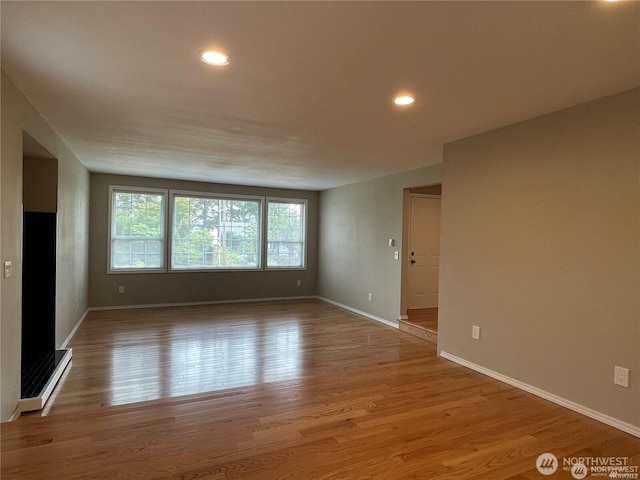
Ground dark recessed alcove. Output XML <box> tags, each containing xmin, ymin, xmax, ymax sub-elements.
<box><xmin>21</xmin><ymin>211</ymin><xmax>57</xmax><ymax>398</ymax></box>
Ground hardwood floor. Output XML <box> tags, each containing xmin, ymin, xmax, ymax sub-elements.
<box><xmin>2</xmin><ymin>299</ymin><xmax>639</xmax><ymax>479</ymax></box>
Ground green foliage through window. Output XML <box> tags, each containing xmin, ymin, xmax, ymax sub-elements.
<box><xmin>109</xmin><ymin>187</ymin><xmax>307</xmax><ymax>272</ymax></box>
<box><xmin>267</xmin><ymin>201</ymin><xmax>305</xmax><ymax>268</ymax></box>
<box><xmin>111</xmin><ymin>190</ymin><xmax>165</xmax><ymax>270</ymax></box>
<box><xmin>172</xmin><ymin>196</ymin><xmax>260</xmax><ymax>269</ymax></box>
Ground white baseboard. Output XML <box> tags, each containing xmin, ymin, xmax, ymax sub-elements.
<box><xmin>90</xmin><ymin>295</ymin><xmax>317</xmax><ymax>312</ymax></box>
<box><xmin>440</xmin><ymin>351</ymin><xmax>640</xmax><ymax>438</ymax></box>
<box><xmin>61</xmin><ymin>309</ymin><xmax>89</xmax><ymax>349</ymax></box>
<box><xmin>9</xmin><ymin>404</ymin><xmax>22</xmax><ymax>422</ymax></box>
<box><xmin>399</xmin><ymin>314</ymin><xmax>409</xmax><ymax>321</ymax></box>
<box><xmin>316</xmin><ymin>296</ymin><xmax>398</xmax><ymax>329</ymax></box>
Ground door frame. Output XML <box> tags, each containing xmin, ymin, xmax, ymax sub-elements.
<box><xmin>400</xmin><ymin>185</ymin><xmax>442</xmax><ymax>318</ymax></box>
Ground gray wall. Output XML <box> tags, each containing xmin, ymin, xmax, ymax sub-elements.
<box><xmin>318</xmin><ymin>164</ymin><xmax>443</xmax><ymax>324</ymax></box>
<box><xmin>89</xmin><ymin>173</ymin><xmax>319</xmax><ymax>307</ymax></box>
<box><xmin>23</xmin><ymin>157</ymin><xmax>58</xmax><ymax>213</ymax></box>
<box><xmin>1</xmin><ymin>71</ymin><xmax>90</xmax><ymax>421</ymax></box>
<box><xmin>439</xmin><ymin>89</ymin><xmax>640</xmax><ymax>427</ymax></box>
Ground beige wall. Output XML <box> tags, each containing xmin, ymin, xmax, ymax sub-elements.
<box><xmin>318</xmin><ymin>164</ymin><xmax>443</xmax><ymax>323</ymax></box>
<box><xmin>23</xmin><ymin>157</ymin><xmax>58</xmax><ymax>213</ymax></box>
<box><xmin>439</xmin><ymin>89</ymin><xmax>640</xmax><ymax>427</ymax></box>
<box><xmin>89</xmin><ymin>173</ymin><xmax>319</xmax><ymax>307</ymax></box>
<box><xmin>1</xmin><ymin>71</ymin><xmax>90</xmax><ymax>421</ymax></box>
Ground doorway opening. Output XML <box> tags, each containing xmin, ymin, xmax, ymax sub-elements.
<box><xmin>20</xmin><ymin>132</ymin><xmax>71</xmax><ymax>412</ymax></box>
<box><xmin>400</xmin><ymin>184</ymin><xmax>441</xmax><ymax>344</ymax></box>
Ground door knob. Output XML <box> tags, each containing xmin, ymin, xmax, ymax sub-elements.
<box><xmin>411</xmin><ymin>260</ymin><xmax>416</xmax><ymax>264</ymax></box>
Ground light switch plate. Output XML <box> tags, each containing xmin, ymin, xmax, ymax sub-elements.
<box><xmin>4</xmin><ymin>261</ymin><xmax>11</xmax><ymax>278</ymax></box>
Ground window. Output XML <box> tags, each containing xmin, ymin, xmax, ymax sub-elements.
<box><xmin>171</xmin><ymin>193</ymin><xmax>261</xmax><ymax>270</ymax></box>
<box><xmin>108</xmin><ymin>186</ymin><xmax>309</xmax><ymax>273</ymax></box>
<box><xmin>267</xmin><ymin>199</ymin><xmax>306</xmax><ymax>268</ymax></box>
<box><xmin>109</xmin><ymin>187</ymin><xmax>167</xmax><ymax>272</ymax></box>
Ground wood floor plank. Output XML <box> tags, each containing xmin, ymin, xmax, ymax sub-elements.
<box><xmin>2</xmin><ymin>299</ymin><xmax>639</xmax><ymax>479</ymax></box>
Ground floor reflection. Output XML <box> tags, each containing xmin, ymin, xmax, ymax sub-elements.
<box><xmin>107</xmin><ymin>318</ymin><xmax>301</xmax><ymax>406</ymax></box>
<box><xmin>36</xmin><ymin>300</ymin><xmax>406</xmax><ymax>417</ymax></box>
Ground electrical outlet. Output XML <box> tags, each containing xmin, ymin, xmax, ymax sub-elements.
<box><xmin>118</xmin><ymin>285</ymin><xmax>125</xmax><ymax>294</ymax></box>
<box><xmin>394</xmin><ymin>251</ymin><xmax>399</xmax><ymax>260</ymax></box>
<box><xmin>368</xmin><ymin>293</ymin><xmax>373</xmax><ymax>302</ymax></box>
<box><xmin>296</xmin><ymin>279</ymin><xmax>301</xmax><ymax>286</ymax></box>
<box><xmin>614</xmin><ymin>366</ymin><xmax>629</xmax><ymax>388</ymax></box>
<box><xmin>472</xmin><ymin>325</ymin><xmax>480</xmax><ymax>340</ymax></box>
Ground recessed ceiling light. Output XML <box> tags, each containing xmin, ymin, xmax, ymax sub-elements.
<box><xmin>394</xmin><ymin>95</ymin><xmax>415</xmax><ymax>106</ymax></box>
<box><xmin>201</xmin><ymin>50</ymin><xmax>230</xmax><ymax>66</ymax></box>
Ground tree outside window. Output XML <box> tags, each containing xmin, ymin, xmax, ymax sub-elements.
<box><xmin>110</xmin><ymin>189</ymin><xmax>166</xmax><ymax>271</ymax></box>
<box><xmin>172</xmin><ymin>195</ymin><xmax>260</xmax><ymax>270</ymax></box>
<box><xmin>267</xmin><ymin>200</ymin><xmax>306</xmax><ymax>268</ymax></box>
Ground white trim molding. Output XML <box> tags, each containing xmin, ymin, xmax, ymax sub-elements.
<box><xmin>61</xmin><ymin>309</ymin><xmax>90</xmax><ymax>348</ymax></box>
<box><xmin>440</xmin><ymin>351</ymin><xmax>640</xmax><ymax>439</ymax></box>
<box><xmin>316</xmin><ymin>296</ymin><xmax>399</xmax><ymax>329</ymax></box>
<box><xmin>9</xmin><ymin>404</ymin><xmax>22</xmax><ymax>422</ymax></box>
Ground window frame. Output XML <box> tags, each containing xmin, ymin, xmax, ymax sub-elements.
<box><xmin>265</xmin><ymin>197</ymin><xmax>308</xmax><ymax>271</ymax></box>
<box><xmin>107</xmin><ymin>186</ymin><xmax>310</xmax><ymax>274</ymax></box>
<box><xmin>107</xmin><ymin>186</ymin><xmax>168</xmax><ymax>274</ymax></box>
<box><xmin>168</xmin><ymin>190</ymin><xmax>264</xmax><ymax>272</ymax></box>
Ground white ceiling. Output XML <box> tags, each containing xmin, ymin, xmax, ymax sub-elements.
<box><xmin>2</xmin><ymin>1</ymin><xmax>638</xmax><ymax>191</ymax></box>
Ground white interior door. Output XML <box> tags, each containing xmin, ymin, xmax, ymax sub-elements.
<box><xmin>407</xmin><ymin>195</ymin><xmax>440</xmax><ymax>309</ymax></box>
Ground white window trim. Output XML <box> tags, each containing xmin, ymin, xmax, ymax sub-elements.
<box><xmin>107</xmin><ymin>186</ymin><xmax>168</xmax><ymax>274</ymax></box>
<box><xmin>265</xmin><ymin>197</ymin><xmax>308</xmax><ymax>271</ymax></box>
<box><xmin>168</xmin><ymin>190</ymin><xmax>264</xmax><ymax>272</ymax></box>
<box><xmin>108</xmin><ymin>187</ymin><xmax>310</xmax><ymax>274</ymax></box>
